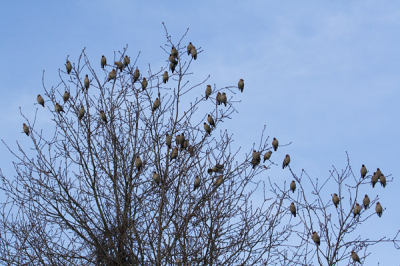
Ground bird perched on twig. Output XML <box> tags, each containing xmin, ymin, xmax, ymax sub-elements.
<box><xmin>191</xmin><ymin>46</ymin><xmax>197</xmax><ymax>60</ymax></box>
<box><xmin>220</xmin><ymin>92</ymin><xmax>227</xmax><ymax>107</ymax></box>
<box><xmin>332</xmin><ymin>193</ymin><xmax>340</xmax><ymax>208</ymax></box>
<box><xmin>101</xmin><ymin>55</ymin><xmax>107</xmax><ymax>69</ymax></box>
<box><xmin>290</xmin><ymin>203</ymin><xmax>296</xmax><ymax>217</ymax></box>
<box><xmin>171</xmin><ymin>46</ymin><xmax>178</xmax><ymax>58</ymax></box>
<box><xmin>376</xmin><ymin>202</ymin><xmax>383</xmax><ymax>217</ymax></box>
<box><xmin>99</xmin><ymin>110</ymin><xmax>107</xmax><ymax>123</ymax></box>
<box><xmin>272</xmin><ymin>137</ymin><xmax>279</xmax><ymax>151</ymax></box>
<box><xmin>114</xmin><ymin>61</ymin><xmax>123</xmax><ymax>72</ymax></box>
<box><xmin>153</xmin><ymin>171</ymin><xmax>160</xmax><ymax>184</ymax></box>
<box><xmin>312</xmin><ymin>232</ymin><xmax>320</xmax><ymax>246</ymax></box>
<box><xmin>290</xmin><ymin>180</ymin><xmax>296</xmax><ymax>193</ymax></box>
<box><xmin>63</xmin><ymin>91</ymin><xmax>70</xmax><ymax>103</ymax></box>
<box><xmin>165</xmin><ymin>133</ymin><xmax>172</xmax><ymax>149</ymax></box>
<box><xmin>194</xmin><ymin>176</ymin><xmax>200</xmax><ymax>190</ymax></box>
<box><xmin>216</xmin><ymin>92</ymin><xmax>221</xmax><ymax>105</ymax></box>
<box><xmin>169</xmin><ymin>54</ymin><xmax>177</xmax><ymax>65</ymax></box>
<box><xmin>55</xmin><ymin>103</ymin><xmax>64</xmax><ymax>113</ymax></box>
<box><xmin>282</xmin><ymin>154</ymin><xmax>290</xmax><ymax>169</ymax></box>
<box><xmin>363</xmin><ymin>195</ymin><xmax>370</xmax><ymax>209</ymax></box>
<box><xmin>152</xmin><ymin>98</ymin><xmax>160</xmax><ymax>112</ymax></box>
<box><xmin>37</xmin><ymin>94</ymin><xmax>44</xmax><ymax>107</ymax></box>
<box><xmin>214</xmin><ymin>175</ymin><xmax>223</xmax><ymax>187</ymax></box>
<box><xmin>78</xmin><ymin>106</ymin><xmax>85</xmax><ymax>120</ymax></box>
<box><xmin>238</xmin><ymin>79</ymin><xmax>244</xmax><ymax>93</ymax></box>
<box><xmin>123</xmin><ymin>55</ymin><xmax>130</xmax><ymax>67</ymax></box>
<box><xmin>108</xmin><ymin>69</ymin><xmax>116</xmax><ymax>82</ymax></box>
<box><xmin>205</xmin><ymin>85</ymin><xmax>211</xmax><ymax>100</ymax></box>
<box><xmin>379</xmin><ymin>174</ymin><xmax>386</xmax><ymax>187</ymax></box>
<box><xmin>133</xmin><ymin>68</ymin><xmax>140</xmax><ymax>82</ymax></box>
<box><xmin>351</xmin><ymin>251</ymin><xmax>361</xmax><ymax>263</ymax></box>
<box><xmin>23</xmin><ymin>123</ymin><xmax>29</xmax><ymax>136</ymax></box>
<box><xmin>170</xmin><ymin>147</ymin><xmax>178</xmax><ymax>160</ymax></box>
<box><xmin>251</xmin><ymin>150</ymin><xmax>261</xmax><ymax>169</ymax></box>
<box><xmin>66</xmin><ymin>60</ymin><xmax>72</xmax><ymax>74</ymax></box>
<box><xmin>360</xmin><ymin>164</ymin><xmax>367</xmax><ymax>178</ymax></box>
<box><xmin>207</xmin><ymin>114</ymin><xmax>215</xmax><ymax>127</ymax></box>
<box><xmin>187</xmin><ymin>42</ymin><xmax>194</xmax><ymax>55</ymax></box>
<box><xmin>84</xmin><ymin>74</ymin><xmax>90</xmax><ymax>90</ymax></box>
<box><xmin>204</xmin><ymin>123</ymin><xmax>211</xmax><ymax>135</ymax></box>
<box><xmin>169</xmin><ymin>62</ymin><xmax>176</xmax><ymax>73</ymax></box>
<box><xmin>163</xmin><ymin>71</ymin><xmax>169</xmax><ymax>83</ymax></box>
<box><xmin>353</xmin><ymin>203</ymin><xmax>361</xmax><ymax>218</ymax></box>
<box><xmin>264</xmin><ymin>151</ymin><xmax>272</xmax><ymax>162</ymax></box>
<box><xmin>135</xmin><ymin>156</ymin><xmax>142</xmax><ymax>172</ymax></box>
<box><xmin>141</xmin><ymin>78</ymin><xmax>148</xmax><ymax>91</ymax></box>
<box><xmin>371</xmin><ymin>172</ymin><xmax>379</xmax><ymax>188</ymax></box>
<box><xmin>208</xmin><ymin>164</ymin><xmax>224</xmax><ymax>174</ymax></box>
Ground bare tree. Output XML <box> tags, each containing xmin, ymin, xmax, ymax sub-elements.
<box><xmin>0</xmin><ymin>25</ymin><xmax>398</xmax><ymax>266</ymax></box>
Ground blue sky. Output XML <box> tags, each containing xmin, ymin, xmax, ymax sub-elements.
<box><xmin>1</xmin><ymin>1</ymin><xmax>399</xmax><ymax>264</ymax></box>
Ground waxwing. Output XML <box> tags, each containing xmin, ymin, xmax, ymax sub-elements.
<box><xmin>108</xmin><ymin>69</ymin><xmax>116</xmax><ymax>82</ymax></box>
<box><xmin>169</xmin><ymin>54</ymin><xmax>177</xmax><ymax>64</ymax></box>
<box><xmin>290</xmin><ymin>203</ymin><xmax>296</xmax><ymax>217</ymax></box>
<box><xmin>191</xmin><ymin>46</ymin><xmax>197</xmax><ymax>60</ymax></box>
<box><xmin>37</xmin><ymin>94</ymin><xmax>44</xmax><ymax>107</ymax></box>
<box><xmin>66</xmin><ymin>60</ymin><xmax>72</xmax><ymax>74</ymax></box>
<box><xmin>290</xmin><ymin>180</ymin><xmax>296</xmax><ymax>193</ymax></box>
<box><xmin>204</xmin><ymin>123</ymin><xmax>211</xmax><ymax>135</ymax></box>
<box><xmin>188</xmin><ymin>145</ymin><xmax>195</xmax><ymax>157</ymax></box>
<box><xmin>351</xmin><ymin>251</ymin><xmax>360</xmax><ymax>263</ymax></box>
<box><xmin>220</xmin><ymin>92</ymin><xmax>227</xmax><ymax>107</ymax></box>
<box><xmin>101</xmin><ymin>55</ymin><xmax>107</xmax><ymax>69</ymax></box>
<box><xmin>181</xmin><ymin>139</ymin><xmax>189</xmax><ymax>150</ymax></box>
<box><xmin>194</xmin><ymin>176</ymin><xmax>200</xmax><ymax>190</ymax></box>
<box><xmin>379</xmin><ymin>174</ymin><xmax>386</xmax><ymax>188</ymax></box>
<box><xmin>135</xmin><ymin>156</ymin><xmax>142</xmax><ymax>172</ymax></box>
<box><xmin>238</xmin><ymin>78</ymin><xmax>244</xmax><ymax>93</ymax></box>
<box><xmin>84</xmin><ymin>74</ymin><xmax>90</xmax><ymax>90</ymax></box>
<box><xmin>133</xmin><ymin>68</ymin><xmax>140</xmax><ymax>82</ymax></box>
<box><xmin>252</xmin><ymin>150</ymin><xmax>261</xmax><ymax>162</ymax></box>
<box><xmin>63</xmin><ymin>91</ymin><xmax>70</xmax><ymax>102</ymax></box>
<box><xmin>371</xmin><ymin>172</ymin><xmax>379</xmax><ymax>188</ymax></box>
<box><xmin>23</xmin><ymin>123</ymin><xmax>29</xmax><ymax>136</ymax></box>
<box><xmin>360</xmin><ymin>164</ymin><xmax>367</xmax><ymax>178</ymax></box>
<box><xmin>163</xmin><ymin>71</ymin><xmax>169</xmax><ymax>83</ymax></box>
<box><xmin>263</xmin><ymin>151</ymin><xmax>272</xmax><ymax>162</ymax></box>
<box><xmin>141</xmin><ymin>78</ymin><xmax>148</xmax><ymax>91</ymax></box>
<box><xmin>170</xmin><ymin>147</ymin><xmax>178</xmax><ymax>160</ymax></box>
<box><xmin>376</xmin><ymin>202</ymin><xmax>382</xmax><ymax>217</ymax></box>
<box><xmin>208</xmin><ymin>164</ymin><xmax>224</xmax><ymax>174</ymax></box>
<box><xmin>166</xmin><ymin>133</ymin><xmax>172</xmax><ymax>149</ymax></box>
<box><xmin>123</xmin><ymin>55</ymin><xmax>130</xmax><ymax>67</ymax></box>
<box><xmin>216</xmin><ymin>92</ymin><xmax>221</xmax><ymax>105</ymax></box>
<box><xmin>205</xmin><ymin>85</ymin><xmax>212</xmax><ymax>100</ymax></box>
<box><xmin>187</xmin><ymin>42</ymin><xmax>194</xmax><ymax>55</ymax></box>
<box><xmin>152</xmin><ymin>98</ymin><xmax>160</xmax><ymax>112</ymax></box>
<box><xmin>282</xmin><ymin>154</ymin><xmax>290</xmax><ymax>169</ymax></box>
<box><xmin>214</xmin><ymin>175</ymin><xmax>223</xmax><ymax>187</ymax></box>
<box><xmin>169</xmin><ymin>62</ymin><xmax>176</xmax><ymax>73</ymax></box>
<box><xmin>312</xmin><ymin>232</ymin><xmax>320</xmax><ymax>246</ymax></box>
<box><xmin>272</xmin><ymin>138</ymin><xmax>279</xmax><ymax>151</ymax></box>
<box><xmin>207</xmin><ymin>114</ymin><xmax>215</xmax><ymax>127</ymax></box>
<box><xmin>171</xmin><ymin>46</ymin><xmax>178</xmax><ymax>58</ymax></box>
<box><xmin>99</xmin><ymin>110</ymin><xmax>107</xmax><ymax>123</ymax></box>
<box><xmin>363</xmin><ymin>195</ymin><xmax>370</xmax><ymax>209</ymax></box>
<box><xmin>376</xmin><ymin>168</ymin><xmax>382</xmax><ymax>177</ymax></box>
<box><xmin>55</xmin><ymin>103</ymin><xmax>64</xmax><ymax>113</ymax></box>
<box><xmin>153</xmin><ymin>171</ymin><xmax>160</xmax><ymax>184</ymax></box>
<box><xmin>78</xmin><ymin>106</ymin><xmax>85</xmax><ymax>120</ymax></box>
<box><xmin>175</xmin><ymin>134</ymin><xmax>181</xmax><ymax>145</ymax></box>
<box><xmin>353</xmin><ymin>203</ymin><xmax>361</xmax><ymax>218</ymax></box>
<box><xmin>114</xmin><ymin>61</ymin><xmax>123</xmax><ymax>72</ymax></box>
<box><xmin>332</xmin><ymin>193</ymin><xmax>340</xmax><ymax>208</ymax></box>
<box><xmin>178</xmin><ymin>133</ymin><xmax>185</xmax><ymax>146</ymax></box>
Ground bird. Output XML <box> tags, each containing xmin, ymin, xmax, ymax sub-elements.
<box><xmin>108</xmin><ymin>69</ymin><xmax>116</xmax><ymax>82</ymax></box>
<box><xmin>63</xmin><ymin>91</ymin><xmax>70</xmax><ymax>103</ymax></box>
<box><xmin>101</xmin><ymin>55</ymin><xmax>107</xmax><ymax>69</ymax></box>
<box><xmin>194</xmin><ymin>176</ymin><xmax>200</xmax><ymax>190</ymax></box>
<box><xmin>376</xmin><ymin>168</ymin><xmax>382</xmax><ymax>177</ymax></box>
<box><xmin>363</xmin><ymin>195</ymin><xmax>370</xmax><ymax>209</ymax></box>
<box><xmin>353</xmin><ymin>203</ymin><xmax>361</xmax><ymax>218</ymax></box>
<box><xmin>153</xmin><ymin>171</ymin><xmax>160</xmax><ymax>184</ymax></box>
<box><xmin>351</xmin><ymin>251</ymin><xmax>361</xmax><ymax>263</ymax></box>
<box><xmin>207</xmin><ymin>114</ymin><xmax>215</xmax><ymax>127</ymax></box>
<box><xmin>55</xmin><ymin>103</ymin><xmax>64</xmax><ymax>113</ymax></box>
<box><xmin>290</xmin><ymin>203</ymin><xmax>296</xmax><ymax>217</ymax></box>
<box><xmin>379</xmin><ymin>174</ymin><xmax>386</xmax><ymax>188</ymax></box>
<box><xmin>171</xmin><ymin>46</ymin><xmax>178</xmax><ymax>58</ymax></box>
<box><xmin>78</xmin><ymin>106</ymin><xmax>85</xmax><ymax>120</ymax></box>
<box><xmin>169</xmin><ymin>54</ymin><xmax>177</xmax><ymax>64</ymax></box>
<box><xmin>99</xmin><ymin>110</ymin><xmax>107</xmax><ymax>123</ymax></box>
<box><xmin>238</xmin><ymin>78</ymin><xmax>244</xmax><ymax>93</ymax></box>
<box><xmin>272</xmin><ymin>138</ymin><xmax>279</xmax><ymax>151</ymax></box>
<box><xmin>133</xmin><ymin>68</ymin><xmax>140</xmax><ymax>82</ymax></box>
<box><xmin>187</xmin><ymin>42</ymin><xmax>193</xmax><ymax>55</ymax></box>
<box><xmin>178</xmin><ymin>133</ymin><xmax>185</xmax><ymax>146</ymax></box>
<box><xmin>282</xmin><ymin>154</ymin><xmax>290</xmax><ymax>169</ymax></box>
<box><xmin>191</xmin><ymin>46</ymin><xmax>197</xmax><ymax>60</ymax></box>
<box><xmin>214</xmin><ymin>175</ymin><xmax>223</xmax><ymax>187</ymax></box>
<box><xmin>371</xmin><ymin>172</ymin><xmax>379</xmax><ymax>188</ymax></box>
<box><xmin>175</xmin><ymin>134</ymin><xmax>181</xmax><ymax>145</ymax></box>
<box><xmin>251</xmin><ymin>150</ymin><xmax>261</xmax><ymax>169</ymax></box>
<box><xmin>181</xmin><ymin>139</ymin><xmax>189</xmax><ymax>150</ymax></box>
<box><xmin>37</xmin><ymin>94</ymin><xmax>44</xmax><ymax>107</ymax></box>
<box><xmin>163</xmin><ymin>71</ymin><xmax>169</xmax><ymax>83</ymax></box>
<box><xmin>23</xmin><ymin>123</ymin><xmax>29</xmax><ymax>136</ymax></box>
<box><xmin>152</xmin><ymin>98</ymin><xmax>160</xmax><ymax>112</ymax></box>
<box><xmin>263</xmin><ymin>151</ymin><xmax>272</xmax><ymax>162</ymax></box>
<box><xmin>208</xmin><ymin>164</ymin><xmax>224</xmax><ymax>174</ymax></box>
<box><xmin>166</xmin><ymin>133</ymin><xmax>172</xmax><ymax>149</ymax></box>
<box><xmin>312</xmin><ymin>232</ymin><xmax>320</xmax><ymax>246</ymax></box>
<box><xmin>169</xmin><ymin>62</ymin><xmax>176</xmax><ymax>73</ymax></box>
<box><xmin>84</xmin><ymin>74</ymin><xmax>90</xmax><ymax>90</ymax></box>
<box><xmin>376</xmin><ymin>202</ymin><xmax>383</xmax><ymax>217</ymax></box>
<box><xmin>204</xmin><ymin>122</ymin><xmax>211</xmax><ymax>135</ymax></box>
<box><xmin>290</xmin><ymin>180</ymin><xmax>296</xmax><ymax>193</ymax></box>
<box><xmin>170</xmin><ymin>147</ymin><xmax>178</xmax><ymax>160</ymax></box>
<box><xmin>114</xmin><ymin>61</ymin><xmax>123</xmax><ymax>72</ymax></box>
<box><xmin>216</xmin><ymin>92</ymin><xmax>221</xmax><ymax>105</ymax></box>
<box><xmin>332</xmin><ymin>193</ymin><xmax>340</xmax><ymax>208</ymax></box>
<box><xmin>220</xmin><ymin>92</ymin><xmax>227</xmax><ymax>107</ymax></box>
<box><xmin>123</xmin><ymin>55</ymin><xmax>130</xmax><ymax>67</ymax></box>
<box><xmin>66</xmin><ymin>60</ymin><xmax>72</xmax><ymax>74</ymax></box>
<box><xmin>360</xmin><ymin>164</ymin><xmax>367</xmax><ymax>178</ymax></box>
<box><xmin>205</xmin><ymin>85</ymin><xmax>212</xmax><ymax>100</ymax></box>
<box><xmin>141</xmin><ymin>78</ymin><xmax>148</xmax><ymax>91</ymax></box>
<box><xmin>135</xmin><ymin>156</ymin><xmax>142</xmax><ymax>172</ymax></box>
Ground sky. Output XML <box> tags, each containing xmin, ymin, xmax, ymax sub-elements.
<box><xmin>0</xmin><ymin>1</ymin><xmax>399</xmax><ymax>264</ymax></box>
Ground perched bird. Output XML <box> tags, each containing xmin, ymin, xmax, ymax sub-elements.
<box><xmin>264</xmin><ymin>151</ymin><xmax>272</xmax><ymax>162</ymax></box>
<box><xmin>169</xmin><ymin>54</ymin><xmax>177</xmax><ymax>65</ymax></box>
<box><xmin>166</xmin><ymin>133</ymin><xmax>172</xmax><ymax>149</ymax></box>
<box><xmin>152</xmin><ymin>171</ymin><xmax>160</xmax><ymax>184</ymax></box>
<box><xmin>169</xmin><ymin>62</ymin><xmax>176</xmax><ymax>73</ymax></box>
<box><xmin>181</xmin><ymin>139</ymin><xmax>189</xmax><ymax>150</ymax></box>
<box><xmin>37</xmin><ymin>94</ymin><xmax>44</xmax><ymax>107</ymax></box>
<box><xmin>23</xmin><ymin>123</ymin><xmax>29</xmax><ymax>136</ymax></box>
<box><xmin>78</xmin><ymin>106</ymin><xmax>85</xmax><ymax>120</ymax></box>
<box><xmin>171</xmin><ymin>46</ymin><xmax>178</xmax><ymax>58</ymax></box>
<box><xmin>163</xmin><ymin>71</ymin><xmax>169</xmax><ymax>83</ymax></box>
<box><xmin>55</xmin><ymin>103</ymin><xmax>64</xmax><ymax>113</ymax></box>
<box><xmin>208</xmin><ymin>164</ymin><xmax>224</xmax><ymax>174</ymax></box>
<box><xmin>207</xmin><ymin>114</ymin><xmax>215</xmax><ymax>127</ymax></box>
<box><xmin>178</xmin><ymin>133</ymin><xmax>185</xmax><ymax>146</ymax></box>
<box><xmin>66</xmin><ymin>60</ymin><xmax>72</xmax><ymax>74</ymax></box>
<box><xmin>204</xmin><ymin>122</ymin><xmax>211</xmax><ymax>135</ymax></box>
<box><xmin>108</xmin><ymin>69</ymin><xmax>116</xmax><ymax>82</ymax></box>
<box><xmin>63</xmin><ymin>91</ymin><xmax>70</xmax><ymax>102</ymax></box>
<box><xmin>371</xmin><ymin>172</ymin><xmax>379</xmax><ymax>188</ymax></box>
<box><xmin>332</xmin><ymin>193</ymin><xmax>340</xmax><ymax>208</ymax></box>
<box><xmin>187</xmin><ymin>42</ymin><xmax>194</xmax><ymax>55</ymax></box>
<box><xmin>191</xmin><ymin>46</ymin><xmax>197</xmax><ymax>60</ymax></box>
<box><xmin>152</xmin><ymin>98</ymin><xmax>160</xmax><ymax>112</ymax></box>
<box><xmin>170</xmin><ymin>147</ymin><xmax>178</xmax><ymax>160</ymax></box>
<box><xmin>376</xmin><ymin>168</ymin><xmax>382</xmax><ymax>178</ymax></box>
<box><xmin>360</xmin><ymin>164</ymin><xmax>367</xmax><ymax>178</ymax></box>
<box><xmin>133</xmin><ymin>68</ymin><xmax>140</xmax><ymax>82</ymax></box>
<box><xmin>141</xmin><ymin>78</ymin><xmax>148</xmax><ymax>91</ymax></box>
<box><xmin>379</xmin><ymin>174</ymin><xmax>386</xmax><ymax>188</ymax></box>
<box><xmin>205</xmin><ymin>85</ymin><xmax>212</xmax><ymax>100</ymax></box>
<box><xmin>353</xmin><ymin>203</ymin><xmax>361</xmax><ymax>218</ymax></box>
<box><xmin>272</xmin><ymin>138</ymin><xmax>279</xmax><ymax>151</ymax></box>
<box><xmin>114</xmin><ymin>61</ymin><xmax>123</xmax><ymax>72</ymax></box>
<box><xmin>175</xmin><ymin>134</ymin><xmax>181</xmax><ymax>145</ymax></box>
<box><xmin>290</xmin><ymin>203</ymin><xmax>296</xmax><ymax>217</ymax></box>
<box><xmin>123</xmin><ymin>55</ymin><xmax>130</xmax><ymax>67</ymax></box>
<box><xmin>252</xmin><ymin>150</ymin><xmax>261</xmax><ymax>163</ymax></box>
<box><xmin>312</xmin><ymin>232</ymin><xmax>320</xmax><ymax>246</ymax></box>
<box><xmin>84</xmin><ymin>74</ymin><xmax>90</xmax><ymax>90</ymax></box>
<box><xmin>188</xmin><ymin>145</ymin><xmax>195</xmax><ymax>157</ymax></box>
<box><xmin>376</xmin><ymin>202</ymin><xmax>383</xmax><ymax>217</ymax></box>
<box><xmin>99</xmin><ymin>110</ymin><xmax>107</xmax><ymax>123</ymax></box>
<box><xmin>220</xmin><ymin>92</ymin><xmax>227</xmax><ymax>107</ymax></box>
<box><xmin>214</xmin><ymin>175</ymin><xmax>223</xmax><ymax>187</ymax></box>
<box><xmin>101</xmin><ymin>55</ymin><xmax>107</xmax><ymax>69</ymax></box>
<box><xmin>363</xmin><ymin>195</ymin><xmax>370</xmax><ymax>209</ymax></box>
<box><xmin>216</xmin><ymin>92</ymin><xmax>221</xmax><ymax>105</ymax></box>
<box><xmin>238</xmin><ymin>79</ymin><xmax>244</xmax><ymax>93</ymax></box>
<box><xmin>290</xmin><ymin>180</ymin><xmax>296</xmax><ymax>193</ymax></box>
<box><xmin>135</xmin><ymin>156</ymin><xmax>142</xmax><ymax>172</ymax></box>
<box><xmin>194</xmin><ymin>176</ymin><xmax>200</xmax><ymax>190</ymax></box>
<box><xmin>351</xmin><ymin>251</ymin><xmax>361</xmax><ymax>263</ymax></box>
<box><xmin>282</xmin><ymin>154</ymin><xmax>290</xmax><ymax>169</ymax></box>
